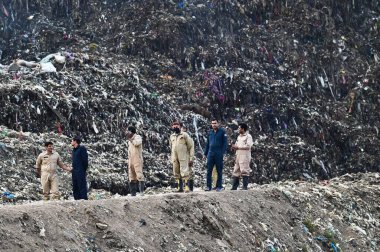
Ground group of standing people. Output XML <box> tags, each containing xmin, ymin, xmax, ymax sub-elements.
<box><xmin>169</xmin><ymin>118</ymin><xmax>253</xmax><ymax>193</ymax></box>
<box><xmin>35</xmin><ymin>119</ymin><xmax>253</xmax><ymax>200</ymax></box>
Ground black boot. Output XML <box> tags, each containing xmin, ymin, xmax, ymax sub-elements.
<box><xmin>242</xmin><ymin>176</ymin><xmax>249</xmax><ymax>190</ymax></box>
<box><xmin>129</xmin><ymin>181</ymin><xmax>137</xmax><ymax>196</ymax></box>
<box><xmin>176</xmin><ymin>179</ymin><xmax>184</xmax><ymax>192</ymax></box>
<box><xmin>188</xmin><ymin>179</ymin><xmax>194</xmax><ymax>192</ymax></box>
<box><xmin>138</xmin><ymin>181</ymin><xmax>145</xmax><ymax>196</ymax></box>
<box><xmin>231</xmin><ymin>177</ymin><xmax>240</xmax><ymax>190</ymax></box>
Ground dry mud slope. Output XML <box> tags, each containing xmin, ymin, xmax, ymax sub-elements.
<box><xmin>1</xmin><ymin>173</ymin><xmax>379</xmax><ymax>252</ymax></box>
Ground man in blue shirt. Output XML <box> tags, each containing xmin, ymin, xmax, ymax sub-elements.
<box><xmin>204</xmin><ymin>119</ymin><xmax>228</xmax><ymax>191</ymax></box>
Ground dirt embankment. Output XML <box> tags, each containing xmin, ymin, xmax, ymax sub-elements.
<box><xmin>0</xmin><ymin>173</ymin><xmax>379</xmax><ymax>252</ymax></box>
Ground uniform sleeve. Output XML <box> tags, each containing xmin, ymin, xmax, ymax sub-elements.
<box><xmin>169</xmin><ymin>135</ymin><xmax>173</xmax><ymax>150</ymax></box>
<box><xmin>246</xmin><ymin>134</ymin><xmax>253</xmax><ymax>148</ymax></box>
<box><xmin>81</xmin><ymin>147</ymin><xmax>89</xmax><ymax>170</ymax></box>
<box><xmin>222</xmin><ymin>129</ymin><xmax>228</xmax><ymax>155</ymax></box>
<box><xmin>186</xmin><ymin>134</ymin><xmax>195</xmax><ymax>161</ymax></box>
<box><xmin>57</xmin><ymin>154</ymin><xmax>65</xmax><ymax>169</ymax></box>
<box><xmin>35</xmin><ymin>154</ymin><xmax>42</xmax><ymax>169</ymax></box>
<box><xmin>131</xmin><ymin>135</ymin><xmax>142</xmax><ymax>147</ymax></box>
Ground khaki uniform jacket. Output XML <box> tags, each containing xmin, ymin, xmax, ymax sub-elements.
<box><xmin>128</xmin><ymin>134</ymin><xmax>143</xmax><ymax>166</ymax></box>
<box><xmin>233</xmin><ymin>132</ymin><xmax>253</xmax><ymax>177</ymax></box>
<box><xmin>235</xmin><ymin>132</ymin><xmax>253</xmax><ymax>157</ymax></box>
<box><xmin>170</xmin><ymin>132</ymin><xmax>194</xmax><ymax>162</ymax></box>
<box><xmin>35</xmin><ymin>151</ymin><xmax>64</xmax><ymax>173</ymax></box>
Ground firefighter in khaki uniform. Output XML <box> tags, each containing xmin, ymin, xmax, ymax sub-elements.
<box><xmin>126</xmin><ymin>126</ymin><xmax>145</xmax><ymax>196</ymax></box>
<box><xmin>35</xmin><ymin>141</ymin><xmax>72</xmax><ymax>200</ymax></box>
<box><xmin>231</xmin><ymin>123</ymin><xmax>253</xmax><ymax>190</ymax></box>
<box><xmin>170</xmin><ymin>121</ymin><xmax>194</xmax><ymax>192</ymax></box>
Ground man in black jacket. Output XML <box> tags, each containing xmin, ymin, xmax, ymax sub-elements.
<box><xmin>71</xmin><ymin>136</ymin><xmax>88</xmax><ymax>200</ymax></box>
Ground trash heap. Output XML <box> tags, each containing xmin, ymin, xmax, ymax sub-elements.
<box><xmin>0</xmin><ymin>0</ymin><xmax>379</xmax><ymax>200</ymax></box>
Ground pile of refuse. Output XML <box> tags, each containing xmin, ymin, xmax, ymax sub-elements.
<box><xmin>0</xmin><ymin>0</ymin><xmax>379</xmax><ymax>200</ymax></box>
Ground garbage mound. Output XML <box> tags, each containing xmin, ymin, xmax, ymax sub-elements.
<box><xmin>0</xmin><ymin>0</ymin><xmax>379</xmax><ymax>200</ymax></box>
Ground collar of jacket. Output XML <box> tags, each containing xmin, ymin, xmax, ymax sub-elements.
<box><xmin>211</xmin><ymin>128</ymin><xmax>220</xmax><ymax>133</ymax></box>
<box><xmin>129</xmin><ymin>134</ymin><xmax>136</xmax><ymax>140</ymax></box>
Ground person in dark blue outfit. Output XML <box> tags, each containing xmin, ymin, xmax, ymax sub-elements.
<box><xmin>71</xmin><ymin>136</ymin><xmax>88</xmax><ymax>200</ymax></box>
<box><xmin>204</xmin><ymin>119</ymin><xmax>228</xmax><ymax>191</ymax></box>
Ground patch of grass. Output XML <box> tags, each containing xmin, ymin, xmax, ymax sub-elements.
<box><xmin>303</xmin><ymin>219</ymin><xmax>316</xmax><ymax>233</ymax></box>
<box><xmin>323</xmin><ymin>230</ymin><xmax>336</xmax><ymax>244</ymax></box>
<box><xmin>88</xmin><ymin>43</ymin><xmax>98</xmax><ymax>51</ymax></box>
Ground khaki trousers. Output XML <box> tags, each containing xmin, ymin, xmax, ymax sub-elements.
<box><xmin>233</xmin><ymin>155</ymin><xmax>251</xmax><ymax>177</ymax></box>
<box><xmin>172</xmin><ymin>159</ymin><xmax>190</xmax><ymax>180</ymax></box>
<box><xmin>41</xmin><ymin>172</ymin><xmax>60</xmax><ymax>200</ymax></box>
<box><xmin>129</xmin><ymin>162</ymin><xmax>144</xmax><ymax>181</ymax></box>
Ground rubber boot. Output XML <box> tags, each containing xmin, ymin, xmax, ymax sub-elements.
<box><xmin>138</xmin><ymin>181</ymin><xmax>145</xmax><ymax>196</ymax></box>
<box><xmin>184</xmin><ymin>179</ymin><xmax>190</xmax><ymax>193</ymax></box>
<box><xmin>129</xmin><ymin>181</ymin><xmax>137</xmax><ymax>196</ymax></box>
<box><xmin>176</xmin><ymin>179</ymin><xmax>184</xmax><ymax>192</ymax></box>
<box><xmin>231</xmin><ymin>177</ymin><xmax>240</xmax><ymax>190</ymax></box>
<box><xmin>188</xmin><ymin>179</ymin><xmax>194</xmax><ymax>192</ymax></box>
<box><xmin>242</xmin><ymin>176</ymin><xmax>249</xmax><ymax>190</ymax></box>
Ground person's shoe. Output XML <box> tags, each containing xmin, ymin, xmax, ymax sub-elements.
<box><xmin>216</xmin><ymin>187</ymin><xmax>223</xmax><ymax>192</ymax></box>
<box><xmin>204</xmin><ymin>187</ymin><xmax>212</xmax><ymax>191</ymax></box>
<box><xmin>188</xmin><ymin>179</ymin><xmax>194</xmax><ymax>192</ymax></box>
<box><xmin>184</xmin><ymin>185</ymin><xmax>190</xmax><ymax>193</ymax></box>
<box><xmin>177</xmin><ymin>179</ymin><xmax>184</xmax><ymax>192</ymax></box>
<box><xmin>138</xmin><ymin>181</ymin><xmax>145</xmax><ymax>196</ymax></box>
<box><xmin>212</xmin><ymin>187</ymin><xmax>217</xmax><ymax>190</ymax></box>
<box><xmin>231</xmin><ymin>177</ymin><xmax>240</xmax><ymax>190</ymax></box>
<box><xmin>184</xmin><ymin>180</ymin><xmax>190</xmax><ymax>193</ymax></box>
<box><xmin>242</xmin><ymin>176</ymin><xmax>249</xmax><ymax>190</ymax></box>
<box><xmin>129</xmin><ymin>181</ymin><xmax>137</xmax><ymax>196</ymax></box>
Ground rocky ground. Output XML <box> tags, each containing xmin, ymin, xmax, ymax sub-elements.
<box><xmin>0</xmin><ymin>172</ymin><xmax>379</xmax><ymax>251</ymax></box>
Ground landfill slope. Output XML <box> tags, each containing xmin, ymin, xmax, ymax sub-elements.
<box><xmin>0</xmin><ymin>173</ymin><xmax>379</xmax><ymax>251</ymax></box>
<box><xmin>0</xmin><ymin>2</ymin><xmax>379</xmax><ymax>199</ymax></box>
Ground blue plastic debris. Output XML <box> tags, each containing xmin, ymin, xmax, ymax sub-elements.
<box><xmin>178</xmin><ymin>0</ymin><xmax>185</xmax><ymax>9</ymax></box>
<box><xmin>330</xmin><ymin>242</ymin><xmax>338</xmax><ymax>252</ymax></box>
<box><xmin>2</xmin><ymin>191</ymin><xmax>15</xmax><ymax>202</ymax></box>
